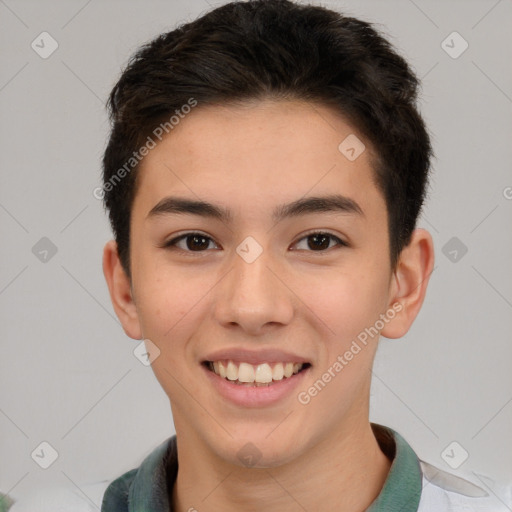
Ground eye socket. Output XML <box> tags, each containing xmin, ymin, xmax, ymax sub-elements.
<box><xmin>161</xmin><ymin>231</ymin><xmax>348</xmax><ymax>254</ymax></box>
<box><xmin>292</xmin><ymin>231</ymin><xmax>348</xmax><ymax>252</ymax></box>
<box><xmin>162</xmin><ymin>232</ymin><xmax>219</xmax><ymax>253</ymax></box>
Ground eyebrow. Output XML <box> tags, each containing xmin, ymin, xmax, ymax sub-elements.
<box><xmin>146</xmin><ymin>194</ymin><xmax>364</xmax><ymax>223</ymax></box>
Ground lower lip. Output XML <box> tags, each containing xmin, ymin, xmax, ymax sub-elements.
<box><xmin>202</xmin><ymin>364</ymin><xmax>310</xmax><ymax>408</ymax></box>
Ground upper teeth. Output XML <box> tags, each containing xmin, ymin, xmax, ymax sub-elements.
<box><xmin>210</xmin><ymin>361</ymin><xmax>304</xmax><ymax>383</ymax></box>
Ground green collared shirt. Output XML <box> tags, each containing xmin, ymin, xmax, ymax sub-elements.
<box><xmin>101</xmin><ymin>423</ymin><xmax>422</xmax><ymax>511</ymax></box>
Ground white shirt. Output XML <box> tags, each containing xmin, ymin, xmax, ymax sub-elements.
<box><xmin>8</xmin><ymin>464</ymin><xmax>511</xmax><ymax>512</ymax></box>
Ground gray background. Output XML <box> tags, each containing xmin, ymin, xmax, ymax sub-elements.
<box><xmin>1</xmin><ymin>0</ymin><xmax>511</xmax><ymax>507</ymax></box>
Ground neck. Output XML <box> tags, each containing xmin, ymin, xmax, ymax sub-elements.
<box><xmin>171</xmin><ymin>418</ymin><xmax>392</xmax><ymax>512</ymax></box>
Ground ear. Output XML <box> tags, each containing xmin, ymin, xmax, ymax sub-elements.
<box><xmin>381</xmin><ymin>228</ymin><xmax>435</xmax><ymax>339</ymax></box>
<box><xmin>102</xmin><ymin>239</ymin><xmax>142</xmax><ymax>340</ymax></box>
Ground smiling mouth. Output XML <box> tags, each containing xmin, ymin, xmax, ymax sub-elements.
<box><xmin>203</xmin><ymin>360</ymin><xmax>311</xmax><ymax>387</ymax></box>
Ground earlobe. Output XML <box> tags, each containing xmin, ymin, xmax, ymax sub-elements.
<box><xmin>381</xmin><ymin>228</ymin><xmax>435</xmax><ymax>339</ymax></box>
<box><xmin>102</xmin><ymin>240</ymin><xmax>142</xmax><ymax>340</ymax></box>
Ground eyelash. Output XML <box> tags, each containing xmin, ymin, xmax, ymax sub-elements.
<box><xmin>161</xmin><ymin>231</ymin><xmax>348</xmax><ymax>255</ymax></box>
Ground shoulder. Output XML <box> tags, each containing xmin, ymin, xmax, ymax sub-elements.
<box><xmin>7</xmin><ymin>437</ymin><xmax>177</xmax><ymax>512</ymax></box>
<box><xmin>100</xmin><ymin>468</ymin><xmax>138</xmax><ymax>511</ymax></box>
<box><xmin>8</xmin><ymin>480</ymin><xmax>111</xmax><ymax>512</ymax></box>
<box><xmin>418</xmin><ymin>459</ymin><xmax>512</xmax><ymax>511</ymax></box>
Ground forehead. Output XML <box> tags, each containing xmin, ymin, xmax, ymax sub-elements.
<box><xmin>133</xmin><ymin>99</ymin><xmax>384</xmax><ymax>221</ymax></box>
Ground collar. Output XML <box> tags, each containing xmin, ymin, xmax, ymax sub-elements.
<box><xmin>367</xmin><ymin>423</ymin><xmax>423</xmax><ymax>511</ymax></box>
<box><xmin>101</xmin><ymin>423</ymin><xmax>423</xmax><ymax>511</ymax></box>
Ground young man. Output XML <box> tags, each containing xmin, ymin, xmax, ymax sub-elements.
<box><xmin>16</xmin><ymin>1</ymin><xmax>501</xmax><ymax>511</ymax></box>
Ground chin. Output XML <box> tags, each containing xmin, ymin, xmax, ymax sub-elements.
<box><xmin>209</xmin><ymin>427</ymin><xmax>309</xmax><ymax>469</ymax></box>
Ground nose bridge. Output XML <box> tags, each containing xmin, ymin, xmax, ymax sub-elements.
<box><xmin>233</xmin><ymin>246</ymin><xmax>272</xmax><ymax>300</ymax></box>
<box><xmin>214</xmin><ymin>240</ymin><xmax>293</xmax><ymax>332</ymax></box>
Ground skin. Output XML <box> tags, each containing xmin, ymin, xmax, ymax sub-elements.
<box><xmin>103</xmin><ymin>99</ymin><xmax>434</xmax><ymax>511</ymax></box>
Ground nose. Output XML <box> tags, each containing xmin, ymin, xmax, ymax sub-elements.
<box><xmin>212</xmin><ymin>245</ymin><xmax>294</xmax><ymax>336</ymax></box>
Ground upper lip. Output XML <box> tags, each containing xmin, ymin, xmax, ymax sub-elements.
<box><xmin>202</xmin><ymin>348</ymin><xmax>311</xmax><ymax>366</ymax></box>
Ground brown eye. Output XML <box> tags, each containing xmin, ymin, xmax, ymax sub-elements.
<box><xmin>293</xmin><ymin>232</ymin><xmax>347</xmax><ymax>252</ymax></box>
<box><xmin>164</xmin><ymin>233</ymin><xmax>219</xmax><ymax>252</ymax></box>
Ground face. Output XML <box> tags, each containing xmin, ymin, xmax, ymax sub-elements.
<box><xmin>124</xmin><ymin>99</ymin><xmax>401</xmax><ymax>466</ymax></box>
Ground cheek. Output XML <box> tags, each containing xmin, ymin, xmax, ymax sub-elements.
<box><xmin>133</xmin><ymin>266</ymin><xmax>194</xmax><ymax>349</ymax></box>
<box><xmin>303</xmin><ymin>266</ymin><xmax>388</xmax><ymax>343</ymax></box>
<box><xmin>296</xmin><ymin>269</ymin><xmax>388</xmax><ymax>418</ymax></box>
<box><xmin>132</xmin><ymin>263</ymin><xmax>220</xmax><ymax>383</ymax></box>
<box><xmin>134</xmin><ymin>274</ymin><xmax>199</xmax><ymax>396</ymax></box>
